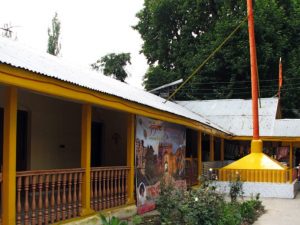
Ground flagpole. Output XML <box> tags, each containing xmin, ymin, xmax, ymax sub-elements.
<box><xmin>247</xmin><ymin>0</ymin><xmax>263</xmax><ymax>153</ymax></box>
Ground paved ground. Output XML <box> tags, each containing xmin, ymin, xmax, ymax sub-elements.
<box><xmin>254</xmin><ymin>193</ymin><xmax>300</xmax><ymax>225</ymax></box>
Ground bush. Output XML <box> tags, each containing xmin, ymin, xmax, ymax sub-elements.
<box><xmin>155</xmin><ymin>179</ymin><xmax>264</xmax><ymax>225</ymax></box>
<box><xmin>155</xmin><ymin>180</ymin><xmax>184</xmax><ymax>225</ymax></box>
<box><xmin>229</xmin><ymin>173</ymin><xmax>244</xmax><ymax>202</ymax></box>
<box><xmin>240</xmin><ymin>194</ymin><xmax>264</xmax><ymax>224</ymax></box>
<box><xmin>156</xmin><ymin>179</ymin><xmax>225</xmax><ymax>225</ymax></box>
<box><xmin>218</xmin><ymin>203</ymin><xmax>242</xmax><ymax>225</ymax></box>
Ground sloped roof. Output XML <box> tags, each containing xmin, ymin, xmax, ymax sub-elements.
<box><xmin>0</xmin><ymin>38</ymin><xmax>229</xmax><ymax>134</ymax></box>
<box><xmin>178</xmin><ymin>98</ymin><xmax>300</xmax><ymax>137</ymax></box>
<box><xmin>177</xmin><ymin>98</ymin><xmax>279</xmax><ymax>136</ymax></box>
<box><xmin>272</xmin><ymin>119</ymin><xmax>300</xmax><ymax>137</ymax></box>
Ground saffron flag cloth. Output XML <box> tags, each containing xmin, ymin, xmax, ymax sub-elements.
<box><xmin>135</xmin><ymin>116</ymin><xmax>186</xmax><ymax>214</ymax></box>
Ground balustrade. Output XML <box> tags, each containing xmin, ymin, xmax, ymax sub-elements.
<box><xmin>90</xmin><ymin>166</ymin><xmax>130</xmax><ymax>211</ymax></box>
<box><xmin>16</xmin><ymin>168</ymin><xmax>84</xmax><ymax>225</ymax></box>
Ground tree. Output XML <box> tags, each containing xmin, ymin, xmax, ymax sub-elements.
<box><xmin>134</xmin><ymin>0</ymin><xmax>300</xmax><ymax>117</ymax></box>
<box><xmin>47</xmin><ymin>12</ymin><xmax>61</xmax><ymax>56</ymax></box>
<box><xmin>91</xmin><ymin>53</ymin><xmax>131</xmax><ymax>82</ymax></box>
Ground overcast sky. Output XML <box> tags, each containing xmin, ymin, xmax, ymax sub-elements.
<box><xmin>0</xmin><ymin>0</ymin><xmax>148</xmax><ymax>88</ymax></box>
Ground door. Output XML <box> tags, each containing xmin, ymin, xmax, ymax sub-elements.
<box><xmin>0</xmin><ymin>109</ymin><xmax>28</xmax><ymax>171</ymax></box>
<box><xmin>91</xmin><ymin>121</ymin><xmax>103</xmax><ymax>167</ymax></box>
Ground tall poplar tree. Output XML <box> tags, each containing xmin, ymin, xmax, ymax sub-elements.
<box><xmin>47</xmin><ymin>12</ymin><xmax>61</xmax><ymax>56</ymax></box>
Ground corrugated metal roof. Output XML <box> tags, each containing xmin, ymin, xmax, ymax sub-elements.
<box><xmin>177</xmin><ymin>98</ymin><xmax>280</xmax><ymax>136</ymax></box>
<box><xmin>272</xmin><ymin>119</ymin><xmax>300</xmax><ymax>137</ymax></box>
<box><xmin>0</xmin><ymin>38</ymin><xmax>229</xmax><ymax>134</ymax></box>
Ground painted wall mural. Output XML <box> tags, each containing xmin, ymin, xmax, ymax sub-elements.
<box><xmin>135</xmin><ymin>116</ymin><xmax>186</xmax><ymax>214</ymax></box>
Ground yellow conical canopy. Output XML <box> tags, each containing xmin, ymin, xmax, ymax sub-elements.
<box><xmin>222</xmin><ymin>153</ymin><xmax>286</xmax><ymax>170</ymax></box>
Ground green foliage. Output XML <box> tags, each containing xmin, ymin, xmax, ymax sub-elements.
<box><xmin>134</xmin><ymin>0</ymin><xmax>300</xmax><ymax>117</ymax></box>
<box><xmin>91</xmin><ymin>53</ymin><xmax>131</xmax><ymax>82</ymax></box>
<box><xmin>218</xmin><ymin>203</ymin><xmax>242</xmax><ymax>225</ymax></box>
<box><xmin>132</xmin><ymin>215</ymin><xmax>143</xmax><ymax>225</ymax></box>
<box><xmin>156</xmin><ymin>179</ymin><xmax>225</xmax><ymax>225</ymax></box>
<box><xmin>155</xmin><ymin>180</ymin><xmax>184</xmax><ymax>225</ymax></box>
<box><xmin>100</xmin><ymin>214</ymin><xmax>128</xmax><ymax>225</ymax></box>
<box><xmin>47</xmin><ymin>12</ymin><xmax>61</xmax><ymax>56</ymax></box>
<box><xmin>229</xmin><ymin>173</ymin><xmax>244</xmax><ymax>202</ymax></box>
<box><xmin>240</xmin><ymin>194</ymin><xmax>264</xmax><ymax>224</ymax></box>
<box><xmin>155</xmin><ymin>179</ymin><xmax>263</xmax><ymax>225</ymax></box>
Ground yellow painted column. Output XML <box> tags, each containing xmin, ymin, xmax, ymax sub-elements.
<box><xmin>2</xmin><ymin>87</ymin><xmax>17</xmax><ymax>225</ymax></box>
<box><xmin>197</xmin><ymin>131</ymin><xmax>202</xmax><ymax>184</ymax></box>
<box><xmin>290</xmin><ymin>143</ymin><xmax>293</xmax><ymax>183</ymax></box>
<box><xmin>220</xmin><ymin>138</ymin><xmax>225</xmax><ymax>161</ymax></box>
<box><xmin>80</xmin><ymin>104</ymin><xmax>93</xmax><ymax>215</ymax></box>
<box><xmin>127</xmin><ymin>114</ymin><xmax>135</xmax><ymax>204</ymax></box>
<box><xmin>209</xmin><ymin>135</ymin><xmax>214</xmax><ymax>161</ymax></box>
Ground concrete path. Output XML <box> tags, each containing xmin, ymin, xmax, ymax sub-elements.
<box><xmin>254</xmin><ymin>193</ymin><xmax>300</xmax><ymax>225</ymax></box>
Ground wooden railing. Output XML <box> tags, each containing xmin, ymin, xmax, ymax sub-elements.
<box><xmin>214</xmin><ymin>168</ymin><xmax>293</xmax><ymax>183</ymax></box>
<box><xmin>185</xmin><ymin>158</ymin><xmax>198</xmax><ymax>187</ymax></box>
<box><xmin>90</xmin><ymin>166</ymin><xmax>130</xmax><ymax>211</ymax></box>
<box><xmin>16</xmin><ymin>168</ymin><xmax>84</xmax><ymax>225</ymax></box>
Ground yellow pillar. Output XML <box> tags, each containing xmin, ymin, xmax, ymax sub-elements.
<box><xmin>80</xmin><ymin>104</ymin><xmax>93</xmax><ymax>215</ymax></box>
<box><xmin>289</xmin><ymin>143</ymin><xmax>293</xmax><ymax>183</ymax></box>
<box><xmin>127</xmin><ymin>114</ymin><xmax>135</xmax><ymax>204</ymax></box>
<box><xmin>2</xmin><ymin>87</ymin><xmax>17</xmax><ymax>225</ymax></box>
<box><xmin>210</xmin><ymin>135</ymin><xmax>214</xmax><ymax>161</ymax></box>
<box><xmin>197</xmin><ymin>131</ymin><xmax>202</xmax><ymax>184</ymax></box>
<box><xmin>220</xmin><ymin>138</ymin><xmax>224</xmax><ymax>161</ymax></box>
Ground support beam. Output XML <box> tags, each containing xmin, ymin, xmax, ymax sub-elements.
<box><xmin>127</xmin><ymin>114</ymin><xmax>135</xmax><ymax>204</ymax></box>
<box><xmin>220</xmin><ymin>138</ymin><xmax>224</xmax><ymax>161</ymax></box>
<box><xmin>2</xmin><ymin>87</ymin><xmax>17</xmax><ymax>225</ymax></box>
<box><xmin>197</xmin><ymin>131</ymin><xmax>202</xmax><ymax>184</ymax></box>
<box><xmin>80</xmin><ymin>104</ymin><xmax>93</xmax><ymax>215</ymax></box>
<box><xmin>210</xmin><ymin>135</ymin><xmax>214</xmax><ymax>161</ymax></box>
<box><xmin>290</xmin><ymin>143</ymin><xmax>293</xmax><ymax>183</ymax></box>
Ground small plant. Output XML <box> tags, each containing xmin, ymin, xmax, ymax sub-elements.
<box><xmin>155</xmin><ymin>179</ymin><xmax>183</xmax><ymax>225</ymax></box>
<box><xmin>218</xmin><ymin>202</ymin><xmax>242</xmax><ymax>225</ymax></box>
<box><xmin>229</xmin><ymin>173</ymin><xmax>244</xmax><ymax>202</ymax></box>
<box><xmin>240</xmin><ymin>193</ymin><xmax>265</xmax><ymax>224</ymax></box>
<box><xmin>100</xmin><ymin>214</ymin><xmax>128</xmax><ymax>225</ymax></box>
<box><xmin>132</xmin><ymin>215</ymin><xmax>143</xmax><ymax>225</ymax></box>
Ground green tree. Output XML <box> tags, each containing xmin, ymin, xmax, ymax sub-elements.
<box><xmin>91</xmin><ymin>53</ymin><xmax>131</xmax><ymax>82</ymax></box>
<box><xmin>134</xmin><ymin>0</ymin><xmax>300</xmax><ymax>117</ymax></box>
<box><xmin>47</xmin><ymin>12</ymin><xmax>61</xmax><ymax>56</ymax></box>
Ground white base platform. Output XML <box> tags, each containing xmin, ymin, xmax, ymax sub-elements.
<box><xmin>214</xmin><ymin>180</ymin><xmax>300</xmax><ymax>199</ymax></box>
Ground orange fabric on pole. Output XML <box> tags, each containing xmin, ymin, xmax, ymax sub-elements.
<box><xmin>247</xmin><ymin>0</ymin><xmax>260</xmax><ymax>140</ymax></box>
<box><xmin>279</xmin><ymin>58</ymin><xmax>283</xmax><ymax>88</ymax></box>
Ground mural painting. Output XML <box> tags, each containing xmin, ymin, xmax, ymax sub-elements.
<box><xmin>135</xmin><ymin>116</ymin><xmax>186</xmax><ymax>214</ymax></box>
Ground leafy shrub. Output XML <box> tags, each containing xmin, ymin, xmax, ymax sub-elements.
<box><xmin>155</xmin><ymin>180</ymin><xmax>184</xmax><ymax>225</ymax></box>
<box><xmin>100</xmin><ymin>214</ymin><xmax>128</xmax><ymax>225</ymax></box>
<box><xmin>132</xmin><ymin>215</ymin><xmax>143</xmax><ymax>225</ymax></box>
<box><xmin>155</xmin><ymin>179</ymin><xmax>263</xmax><ymax>225</ymax></box>
<box><xmin>240</xmin><ymin>194</ymin><xmax>264</xmax><ymax>224</ymax></box>
<box><xmin>229</xmin><ymin>173</ymin><xmax>244</xmax><ymax>202</ymax></box>
<box><xmin>218</xmin><ymin>203</ymin><xmax>242</xmax><ymax>225</ymax></box>
<box><xmin>156</xmin><ymin>179</ymin><xmax>225</xmax><ymax>225</ymax></box>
